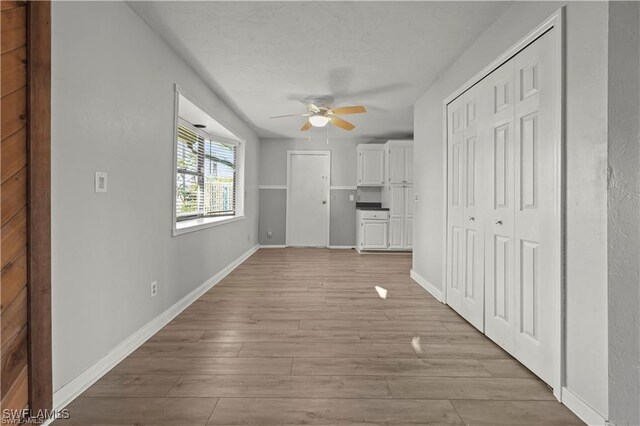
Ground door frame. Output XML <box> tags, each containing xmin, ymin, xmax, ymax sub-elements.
<box><xmin>441</xmin><ymin>8</ymin><xmax>564</xmax><ymax>401</ymax></box>
<box><xmin>27</xmin><ymin>0</ymin><xmax>53</xmax><ymax>413</ymax></box>
<box><xmin>285</xmin><ymin>150</ymin><xmax>331</xmax><ymax>247</ymax></box>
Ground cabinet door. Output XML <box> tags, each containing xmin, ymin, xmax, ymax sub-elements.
<box><xmin>388</xmin><ymin>145</ymin><xmax>405</xmax><ymax>184</ymax></box>
<box><xmin>404</xmin><ymin>217</ymin><xmax>413</xmax><ymax>249</ymax></box>
<box><xmin>358</xmin><ymin>150</ymin><xmax>385</xmax><ymax>186</ymax></box>
<box><xmin>404</xmin><ymin>147</ymin><xmax>413</xmax><ymax>183</ymax></box>
<box><xmin>389</xmin><ymin>185</ymin><xmax>405</xmax><ymax>248</ymax></box>
<box><xmin>404</xmin><ymin>186</ymin><xmax>414</xmax><ymax>249</ymax></box>
<box><xmin>362</xmin><ymin>221</ymin><xmax>388</xmax><ymax>249</ymax></box>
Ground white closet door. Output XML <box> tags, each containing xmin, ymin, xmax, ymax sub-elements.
<box><xmin>446</xmin><ymin>97</ymin><xmax>465</xmax><ymax>313</ymax></box>
<box><xmin>512</xmin><ymin>29</ymin><xmax>557</xmax><ymax>385</ymax></box>
<box><xmin>484</xmin><ymin>59</ymin><xmax>516</xmax><ymax>353</ymax></box>
<box><xmin>460</xmin><ymin>82</ymin><xmax>485</xmax><ymax>331</ymax></box>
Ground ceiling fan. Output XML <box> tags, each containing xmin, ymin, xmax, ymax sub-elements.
<box><xmin>270</xmin><ymin>99</ymin><xmax>367</xmax><ymax>131</ymax></box>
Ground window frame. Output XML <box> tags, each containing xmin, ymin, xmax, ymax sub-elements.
<box><xmin>172</xmin><ymin>86</ymin><xmax>245</xmax><ymax>236</ymax></box>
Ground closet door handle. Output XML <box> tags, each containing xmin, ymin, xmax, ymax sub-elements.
<box><xmin>495</xmin><ymin>220</ymin><xmax>503</xmax><ymax>225</ymax></box>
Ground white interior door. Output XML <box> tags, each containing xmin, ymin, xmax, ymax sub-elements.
<box><xmin>484</xmin><ymin>58</ymin><xmax>517</xmax><ymax>353</ymax></box>
<box><xmin>446</xmin><ymin>97</ymin><xmax>465</xmax><ymax>313</ymax></box>
<box><xmin>287</xmin><ymin>151</ymin><xmax>330</xmax><ymax>247</ymax></box>
<box><xmin>445</xmin><ymin>24</ymin><xmax>560</xmax><ymax>390</ymax></box>
<box><xmin>512</xmin><ymin>29</ymin><xmax>556</xmax><ymax>385</ymax></box>
<box><xmin>460</xmin><ymin>82</ymin><xmax>485</xmax><ymax>331</ymax></box>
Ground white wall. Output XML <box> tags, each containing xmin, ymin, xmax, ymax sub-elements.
<box><xmin>51</xmin><ymin>1</ymin><xmax>259</xmax><ymax>391</ymax></box>
<box><xmin>259</xmin><ymin>138</ymin><xmax>386</xmax><ymax>187</ymax></box>
<box><xmin>607</xmin><ymin>3</ymin><xmax>640</xmax><ymax>424</ymax></box>
<box><xmin>413</xmin><ymin>1</ymin><xmax>609</xmax><ymax>418</ymax></box>
<box><xmin>258</xmin><ymin>138</ymin><xmax>387</xmax><ymax>246</ymax></box>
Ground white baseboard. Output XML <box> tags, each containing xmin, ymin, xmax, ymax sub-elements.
<box><xmin>259</xmin><ymin>244</ymin><xmax>286</xmax><ymax>248</ymax></box>
<box><xmin>329</xmin><ymin>245</ymin><xmax>355</xmax><ymax>249</ymax></box>
<box><xmin>410</xmin><ymin>269</ymin><xmax>444</xmax><ymax>303</ymax></box>
<box><xmin>51</xmin><ymin>244</ymin><xmax>259</xmax><ymax>416</ymax></box>
<box><xmin>561</xmin><ymin>387</ymin><xmax>607</xmax><ymax>425</ymax></box>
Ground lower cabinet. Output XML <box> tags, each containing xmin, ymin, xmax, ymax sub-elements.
<box><xmin>356</xmin><ymin>210</ymin><xmax>389</xmax><ymax>252</ymax></box>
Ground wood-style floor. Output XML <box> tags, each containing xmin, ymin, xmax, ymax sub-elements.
<box><xmin>56</xmin><ymin>248</ymin><xmax>582</xmax><ymax>425</ymax></box>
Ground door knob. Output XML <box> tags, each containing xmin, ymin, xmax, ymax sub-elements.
<box><xmin>495</xmin><ymin>220</ymin><xmax>503</xmax><ymax>225</ymax></box>
<box><xmin>322</xmin><ymin>201</ymin><xmax>327</xmax><ymax>204</ymax></box>
<box><xmin>469</xmin><ymin>217</ymin><xmax>475</xmax><ymax>221</ymax></box>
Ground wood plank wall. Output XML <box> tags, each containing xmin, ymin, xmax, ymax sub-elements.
<box><xmin>1</xmin><ymin>0</ymin><xmax>30</xmax><ymax>417</ymax></box>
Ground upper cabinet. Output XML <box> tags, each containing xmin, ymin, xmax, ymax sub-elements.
<box><xmin>387</xmin><ymin>140</ymin><xmax>413</xmax><ymax>184</ymax></box>
<box><xmin>357</xmin><ymin>144</ymin><xmax>385</xmax><ymax>186</ymax></box>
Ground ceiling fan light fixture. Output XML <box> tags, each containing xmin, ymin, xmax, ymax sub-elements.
<box><xmin>309</xmin><ymin>115</ymin><xmax>330</xmax><ymax>127</ymax></box>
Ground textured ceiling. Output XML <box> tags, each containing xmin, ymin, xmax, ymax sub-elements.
<box><xmin>129</xmin><ymin>1</ymin><xmax>510</xmax><ymax>140</ymax></box>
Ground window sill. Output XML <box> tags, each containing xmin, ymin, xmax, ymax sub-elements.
<box><xmin>173</xmin><ymin>215</ymin><xmax>245</xmax><ymax>236</ymax></box>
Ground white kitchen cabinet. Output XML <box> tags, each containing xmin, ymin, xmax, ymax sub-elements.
<box><xmin>386</xmin><ymin>140</ymin><xmax>413</xmax><ymax>184</ymax></box>
<box><xmin>356</xmin><ymin>210</ymin><xmax>389</xmax><ymax>252</ymax></box>
<box><xmin>357</xmin><ymin>144</ymin><xmax>385</xmax><ymax>186</ymax></box>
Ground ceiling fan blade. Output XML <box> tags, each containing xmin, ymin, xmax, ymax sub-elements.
<box><xmin>331</xmin><ymin>105</ymin><xmax>367</xmax><ymax>115</ymax></box>
<box><xmin>330</xmin><ymin>116</ymin><xmax>355</xmax><ymax>131</ymax></box>
<box><xmin>301</xmin><ymin>121</ymin><xmax>312</xmax><ymax>131</ymax></box>
<box><xmin>270</xmin><ymin>113</ymin><xmax>309</xmax><ymax>119</ymax></box>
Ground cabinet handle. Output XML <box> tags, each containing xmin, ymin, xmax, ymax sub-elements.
<box><xmin>495</xmin><ymin>220</ymin><xmax>503</xmax><ymax>225</ymax></box>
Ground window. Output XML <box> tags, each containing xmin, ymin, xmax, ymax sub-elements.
<box><xmin>174</xmin><ymin>89</ymin><xmax>244</xmax><ymax>235</ymax></box>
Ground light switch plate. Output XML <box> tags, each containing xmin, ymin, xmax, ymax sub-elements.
<box><xmin>95</xmin><ymin>172</ymin><xmax>108</xmax><ymax>193</ymax></box>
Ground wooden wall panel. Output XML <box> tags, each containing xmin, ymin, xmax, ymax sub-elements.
<box><xmin>1</xmin><ymin>0</ymin><xmax>30</xmax><ymax>417</ymax></box>
<box><xmin>0</xmin><ymin>208</ymin><xmax>27</xmax><ymax>268</ymax></box>
<box><xmin>1</xmin><ymin>87</ymin><xmax>26</xmax><ymax>137</ymax></box>
<box><xmin>1</xmin><ymin>4</ymin><xmax>25</xmax><ymax>53</ymax></box>
<box><xmin>1</xmin><ymin>127</ymin><xmax>27</xmax><ymax>183</ymax></box>
<box><xmin>1</xmin><ymin>46</ymin><xmax>26</xmax><ymax>97</ymax></box>
<box><xmin>1</xmin><ymin>167</ymin><xmax>27</xmax><ymax>227</ymax></box>
<box><xmin>1</xmin><ymin>249</ymin><xmax>26</xmax><ymax>313</ymax></box>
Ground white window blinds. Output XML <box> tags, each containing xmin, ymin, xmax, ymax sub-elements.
<box><xmin>176</xmin><ymin>122</ymin><xmax>237</xmax><ymax>220</ymax></box>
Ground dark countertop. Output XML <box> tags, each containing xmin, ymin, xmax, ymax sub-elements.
<box><xmin>356</xmin><ymin>202</ymin><xmax>390</xmax><ymax>211</ymax></box>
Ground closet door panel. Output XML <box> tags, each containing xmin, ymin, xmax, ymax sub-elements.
<box><xmin>460</xmin><ymin>82</ymin><xmax>486</xmax><ymax>331</ymax></box>
<box><xmin>513</xmin><ymin>29</ymin><xmax>556</xmax><ymax>385</ymax></box>
<box><xmin>484</xmin><ymin>59</ymin><xmax>516</xmax><ymax>353</ymax></box>
<box><xmin>446</xmin><ymin>98</ymin><xmax>465</xmax><ymax>313</ymax></box>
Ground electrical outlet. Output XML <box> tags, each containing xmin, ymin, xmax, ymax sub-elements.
<box><xmin>349</xmin><ymin>194</ymin><xmax>355</xmax><ymax>201</ymax></box>
<box><xmin>150</xmin><ymin>281</ymin><xmax>158</xmax><ymax>298</ymax></box>
<box><xmin>267</xmin><ymin>228</ymin><xmax>273</xmax><ymax>238</ymax></box>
